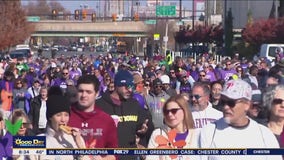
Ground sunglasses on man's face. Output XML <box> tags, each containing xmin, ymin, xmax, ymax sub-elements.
<box><xmin>163</xmin><ymin>108</ymin><xmax>182</xmax><ymax>115</ymax></box>
<box><xmin>124</xmin><ymin>84</ymin><xmax>134</xmax><ymax>90</ymax></box>
<box><xmin>272</xmin><ymin>98</ymin><xmax>284</xmax><ymax>105</ymax></box>
<box><xmin>155</xmin><ymin>85</ymin><xmax>162</xmax><ymax>89</ymax></box>
<box><xmin>220</xmin><ymin>98</ymin><xmax>237</xmax><ymax>108</ymax></box>
<box><xmin>220</xmin><ymin>96</ymin><xmax>246</xmax><ymax>108</ymax></box>
<box><xmin>190</xmin><ymin>94</ymin><xmax>203</xmax><ymax>100</ymax></box>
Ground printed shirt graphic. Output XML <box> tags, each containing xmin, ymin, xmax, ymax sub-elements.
<box><xmin>220</xmin><ymin>69</ymin><xmax>237</xmax><ymax>81</ymax></box>
<box><xmin>192</xmin><ymin>104</ymin><xmax>223</xmax><ymax>134</ymax></box>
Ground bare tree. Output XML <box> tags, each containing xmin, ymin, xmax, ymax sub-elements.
<box><xmin>49</xmin><ymin>1</ymin><xmax>69</xmax><ymax>13</ymax></box>
<box><xmin>23</xmin><ymin>0</ymin><xmax>69</xmax><ymax>19</ymax></box>
<box><xmin>0</xmin><ymin>0</ymin><xmax>34</xmax><ymax>50</ymax></box>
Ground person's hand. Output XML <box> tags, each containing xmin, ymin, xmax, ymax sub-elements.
<box><xmin>72</xmin><ymin>127</ymin><xmax>85</xmax><ymax>148</ymax></box>
<box><xmin>137</xmin><ymin>119</ymin><xmax>148</xmax><ymax>134</ymax></box>
<box><xmin>93</xmin><ymin>155</ymin><xmax>103</xmax><ymax>160</ymax></box>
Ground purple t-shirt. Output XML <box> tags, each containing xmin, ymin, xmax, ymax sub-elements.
<box><xmin>220</xmin><ymin>69</ymin><xmax>237</xmax><ymax>81</ymax></box>
<box><xmin>175</xmin><ymin>130</ymin><xmax>189</xmax><ymax>142</ymax></box>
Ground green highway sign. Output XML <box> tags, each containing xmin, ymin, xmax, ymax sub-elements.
<box><xmin>145</xmin><ymin>19</ymin><xmax>156</xmax><ymax>25</ymax></box>
<box><xmin>26</xmin><ymin>16</ymin><xmax>40</xmax><ymax>22</ymax></box>
<box><xmin>156</xmin><ymin>5</ymin><xmax>176</xmax><ymax>16</ymax></box>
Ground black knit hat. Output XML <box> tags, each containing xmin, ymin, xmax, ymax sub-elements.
<box><xmin>114</xmin><ymin>70</ymin><xmax>134</xmax><ymax>87</ymax></box>
<box><xmin>46</xmin><ymin>95</ymin><xmax>70</xmax><ymax>119</ymax></box>
<box><xmin>153</xmin><ymin>78</ymin><xmax>162</xmax><ymax>86</ymax></box>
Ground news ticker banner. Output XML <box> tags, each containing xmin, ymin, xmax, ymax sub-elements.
<box><xmin>13</xmin><ymin>148</ymin><xmax>284</xmax><ymax>156</ymax></box>
<box><xmin>12</xmin><ymin>136</ymin><xmax>284</xmax><ymax>156</ymax></box>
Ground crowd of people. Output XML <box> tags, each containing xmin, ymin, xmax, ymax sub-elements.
<box><xmin>0</xmin><ymin>51</ymin><xmax>284</xmax><ymax>160</ymax></box>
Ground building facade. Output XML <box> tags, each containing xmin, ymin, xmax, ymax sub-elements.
<box><xmin>225</xmin><ymin>0</ymin><xmax>276</xmax><ymax>29</ymax></box>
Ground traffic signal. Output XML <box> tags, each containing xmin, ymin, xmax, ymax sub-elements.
<box><xmin>133</xmin><ymin>13</ymin><xmax>139</xmax><ymax>21</ymax></box>
<box><xmin>74</xmin><ymin>10</ymin><xmax>79</xmax><ymax>20</ymax></box>
<box><xmin>92</xmin><ymin>13</ymin><xmax>96</xmax><ymax>22</ymax></box>
<box><xmin>52</xmin><ymin>9</ymin><xmax>57</xmax><ymax>20</ymax></box>
<box><xmin>112</xmin><ymin>14</ymin><xmax>117</xmax><ymax>22</ymax></box>
<box><xmin>82</xmin><ymin>9</ymin><xmax>87</xmax><ymax>19</ymax></box>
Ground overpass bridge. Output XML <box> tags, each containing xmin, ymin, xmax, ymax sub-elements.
<box><xmin>31</xmin><ymin>20</ymin><xmax>150</xmax><ymax>37</ymax></box>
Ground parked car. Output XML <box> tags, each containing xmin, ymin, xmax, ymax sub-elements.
<box><xmin>259</xmin><ymin>44</ymin><xmax>284</xmax><ymax>62</ymax></box>
<box><xmin>42</xmin><ymin>46</ymin><xmax>50</xmax><ymax>51</ymax></box>
<box><xmin>15</xmin><ymin>44</ymin><xmax>33</xmax><ymax>56</ymax></box>
<box><xmin>10</xmin><ymin>49</ymin><xmax>30</xmax><ymax>59</ymax></box>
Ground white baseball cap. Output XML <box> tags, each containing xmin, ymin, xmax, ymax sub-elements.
<box><xmin>160</xmin><ymin>75</ymin><xmax>170</xmax><ymax>84</ymax></box>
<box><xmin>221</xmin><ymin>79</ymin><xmax>252</xmax><ymax>100</ymax></box>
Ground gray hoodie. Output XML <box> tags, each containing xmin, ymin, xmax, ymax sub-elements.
<box><xmin>145</xmin><ymin>91</ymin><xmax>170</xmax><ymax>128</ymax></box>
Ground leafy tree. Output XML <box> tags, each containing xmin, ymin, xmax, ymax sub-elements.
<box><xmin>242</xmin><ymin>18</ymin><xmax>283</xmax><ymax>46</ymax></box>
<box><xmin>174</xmin><ymin>24</ymin><xmax>223</xmax><ymax>46</ymax></box>
<box><xmin>0</xmin><ymin>0</ymin><xmax>34</xmax><ymax>50</ymax></box>
<box><xmin>210</xmin><ymin>24</ymin><xmax>224</xmax><ymax>45</ymax></box>
<box><xmin>23</xmin><ymin>0</ymin><xmax>69</xmax><ymax>20</ymax></box>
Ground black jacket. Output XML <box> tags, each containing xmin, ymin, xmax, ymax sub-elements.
<box><xmin>28</xmin><ymin>96</ymin><xmax>46</xmax><ymax>134</ymax></box>
<box><xmin>96</xmin><ymin>92</ymin><xmax>154</xmax><ymax>160</ymax></box>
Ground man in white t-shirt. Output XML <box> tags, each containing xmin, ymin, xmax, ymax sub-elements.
<box><xmin>198</xmin><ymin>79</ymin><xmax>282</xmax><ymax>160</ymax></box>
<box><xmin>191</xmin><ymin>82</ymin><xmax>223</xmax><ymax>133</ymax></box>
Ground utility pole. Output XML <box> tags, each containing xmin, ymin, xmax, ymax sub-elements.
<box><xmin>98</xmin><ymin>0</ymin><xmax>101</xmax><ymax>18</ymax></box>
<box><xmin>179</xmin><ymin>0</ymin><xmax>182</xmax><ymax>21</ymax></box>
<box><xmin>131</xmin><ymin>0</ymin><xmax>134</xmax><ymax>18</ymax></box>
<box><xmin>164</xmin><ymin>18</ymin><xmax>169</xmax><ymax>57</ymax></box>
<box><xmin>223</xmin><ymin>0</ymin><xmax>227</xmax><ymax>55</ymax></box>
<box><xmin>192</xmin><ymin>0</ymin><xmax>195</xmax><ymax>55</ymax></box>
<box><xmin>104</xmin><ymin>0</ymin><xmax>106</xmax><ymax>20</ymax></box>
<box><xmin>118</xmin><ymin>0</ymin><xmax>120</xmax><ymax>15</ymax></box>
<box><xmin>205</xmin><ymin>0</ymin><xmax>209</xmax><ymax>26</ymax></box>
<box><xmin>192</xmin><ymin>0</ymin><xmax>195</xmax><ymax>30</ymax></box>
<box><xmin>155</xmin><ymin>0</ymin><xmax>158</xmax><ymax>32</ymax></box>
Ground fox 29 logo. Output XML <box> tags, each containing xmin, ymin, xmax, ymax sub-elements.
<box><xmin>13</xmin><ymin>136</ymin><xmax>46</xmax><ymax>148</ymax></box>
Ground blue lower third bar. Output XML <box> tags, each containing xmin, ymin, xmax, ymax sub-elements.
<box><xmin>247</xmin><ymin>149</ymin><xmax>284</xmax><ymax>155</ymax></box>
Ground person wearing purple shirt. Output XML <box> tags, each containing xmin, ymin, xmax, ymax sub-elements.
<box><xmin>51</xmin><ymin>68</ymin><xmax>72</xmax><ymax>92</ymax></box>
<box><xmin>25</xmin><ymin>66</ymin><xmax>38</xmax><ymax>88</ymax></box>
<box><xmin>0</xmin><ymin>111</ymin><xmax>13</xmax><ymax>159</ymax></box>
<box><xmin>203</xmin><ymin>64</ymin><xmax>217</xmax><ymax>82</ymax></box>
<box><xmin>220</xmin><ymin>60</ymin><xmax>237</xmax><ymax>81</ymax></box>
<box><xmin>190</xmin><ymin>65</ymin><xmax>199</xmax><ymax>81</ymax></box>
<box><xmin>69</xmin><ymin>62</ymin><xmax>82</xmax><ymax>80</ymax></box>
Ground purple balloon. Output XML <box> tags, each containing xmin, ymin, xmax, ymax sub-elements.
<box><xmin>133</xmin><ymin>93</ymin><xmax>145</xmax><ymax>109</ymax></box>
